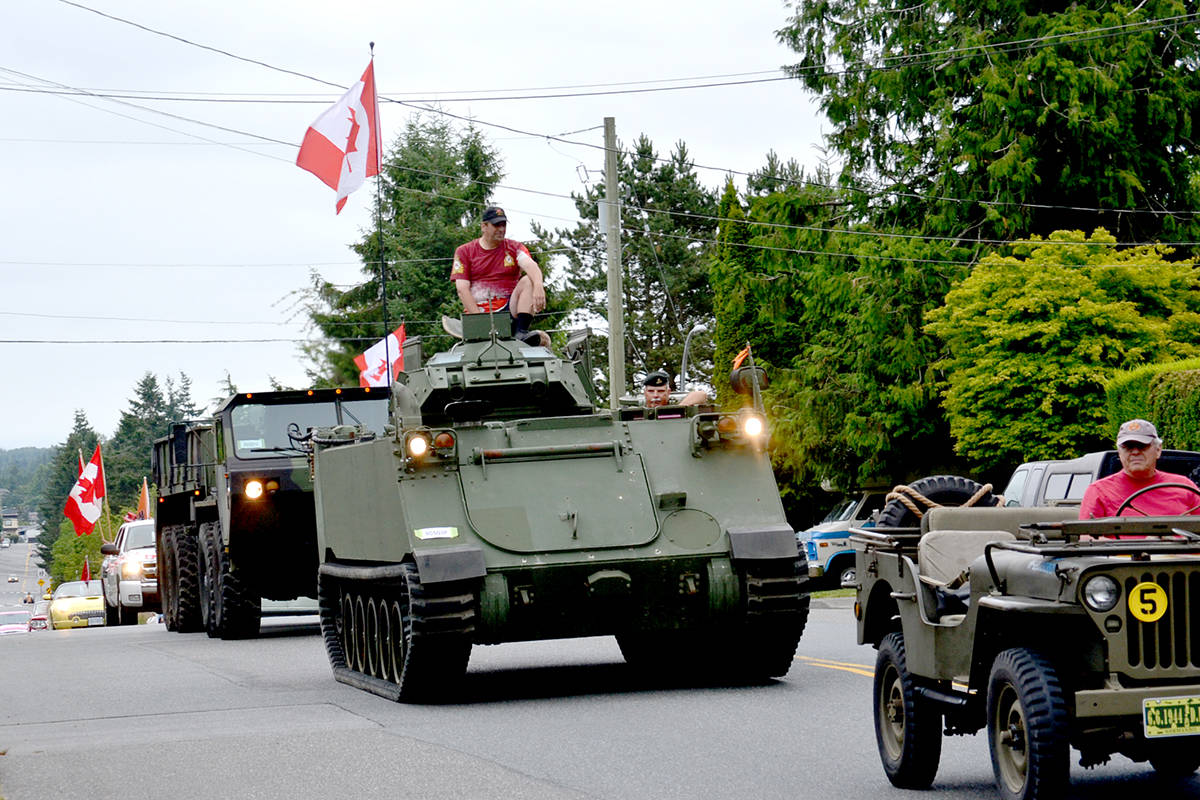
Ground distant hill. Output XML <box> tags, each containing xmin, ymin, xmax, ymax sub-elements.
<box><xmin>0</xmin><ymin>446</ymin><xmax>55</xmax><ymax>517</ymax></box>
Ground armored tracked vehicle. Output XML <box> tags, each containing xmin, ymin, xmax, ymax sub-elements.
<box><xmin>308</xmin><ymin>314</ymin><xmax>808</xmax><ymax>701</ymax></box>
<box><xmin>152</xmin><ymin>387</ymin><xmax>388</xmax><ymax>637</ymax></box>
<box><xmin>851</xmin><ymin>483</ymin><xmax>1200</xmax><ymax>800</ymax></box>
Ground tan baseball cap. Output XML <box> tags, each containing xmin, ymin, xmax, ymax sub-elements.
<box><xmin>1116</xmin><ymin>419</ymin><xmax>1159</xmax><ymax>446</ymax></box>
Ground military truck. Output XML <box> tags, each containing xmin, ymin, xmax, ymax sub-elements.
<box><xmin>306</xmin><ymin>314</ymin><xmax>808</xmax><ymax>701</ymax></box>
<box><xmin>152</xmin><ymin>387</ymin><xmax>388</xmax><ymax>638</ymax></box>
<box><xmin>850</xmin><ymin>482</ymin><xmax>1200</xmax><ymax>800</ymax></box>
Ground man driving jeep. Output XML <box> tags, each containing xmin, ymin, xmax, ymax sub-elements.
<box><xmin>1078</xmin><ymin>419</ymin><xmax>1200</xmax><ymax>518</ymax></box>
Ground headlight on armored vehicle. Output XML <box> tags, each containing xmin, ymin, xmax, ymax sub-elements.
<box><xmin>244</xmin><ymin>480</ymin><xmax>264</xmax><ymax>499</ymax></box>
<box><xmin>742</xmin><ymin>414</ymin><xmax>764</xmax><ymax>437</ymax></box>
<box><xmin>407</xmin><ymin>433</ymin><xmax>430</xmax><ymax>459</ymax></box>
<box><xmin>1083</xmin><ymin>575</ymin><xmax>1120</xmax><ymax>612</ymax></box>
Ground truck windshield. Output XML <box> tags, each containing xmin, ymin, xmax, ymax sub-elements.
<box><xmin>230</xmin><ymin>398</ymin><xmax>388</xmax><ymax>458</ymax></box>
<box><xmin>124</xmin><ymin>523</ymin><xmax>155</xmax><ymax>550</ymax></box>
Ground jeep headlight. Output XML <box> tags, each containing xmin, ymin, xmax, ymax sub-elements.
<box><xmin>1083</xmin><ymin>575</ymin><xmax>1120</xmax><ymax>612</ymax></box>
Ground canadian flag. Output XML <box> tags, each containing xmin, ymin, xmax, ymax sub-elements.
<box><xmin>296</xmin><ymin>61</ymin><xmax>381</xmax><ymax>214</ymax></box>
<box><xmin>65</xmin><ymin>445</ymin><xmax>105</xmax><ymax>536</ymax></box>
<box><xmin>81</xmin><ymin>557</ymin><xmax>91</xmax><ymax>582</ymax></box>
<box><xmin>353</xmin><ymin>324</ymin><xmax>406</xmax><ymax>387</ymax></box>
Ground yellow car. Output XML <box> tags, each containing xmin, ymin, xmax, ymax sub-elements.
<box><xmin>48</xmin><ymin>580</ymin><xmax>106</xmax><ymax>629</ymax></box>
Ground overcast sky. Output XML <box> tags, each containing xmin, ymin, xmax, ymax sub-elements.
<box><xmin>1</xmin><ymin>0</ymin><xmax>826</xmax><ymax>450</ymax></box>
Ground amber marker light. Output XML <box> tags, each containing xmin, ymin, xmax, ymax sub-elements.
<box><xmin>717</xmin><ymin>416</ymin><xmax>738</xmax><ymax>435</ymax></box>
<box><xmin>434</xmin><ymin>431</ymin><xmax>455</xmax><ymax>449</ymax></box>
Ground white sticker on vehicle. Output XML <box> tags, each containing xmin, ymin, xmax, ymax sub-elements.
<box><xmin>414</xmin><ymin>526</ymin><xmax>458</xmax><ymax>540</ymax></box>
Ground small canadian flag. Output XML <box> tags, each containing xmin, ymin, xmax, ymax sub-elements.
<box><xmin>353</xmin><ymin>324</ymin><xmax>406</xmax><ymax>387</ymax></box>
<box><xmin>296</xmin><ymin>61</ymin><xmax>381</xmax><ymax>214</ymax></box>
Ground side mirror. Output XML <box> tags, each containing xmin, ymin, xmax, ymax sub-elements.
<box><xmin>101</xmin><ymin>543</ymin><xmax>119</xmax><ymax>555</ymax></box>
<box><xmin>730</xmin><ymin>365</ymin><xmax>769</xmax><ymax>395</ymax></box>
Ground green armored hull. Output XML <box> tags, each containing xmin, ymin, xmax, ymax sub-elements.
<box><xmin>311</xmin><ymin>314</ymin><xmax>808</xmax><ymax>701</ymax></box>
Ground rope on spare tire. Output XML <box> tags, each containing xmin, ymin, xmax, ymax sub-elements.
<box><xmin>885</xmin><ymin>482</ymin><xmax>994</xmax><ymax>520</ymax></box>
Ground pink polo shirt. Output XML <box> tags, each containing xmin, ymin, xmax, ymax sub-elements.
<box><xmin>1078</xmin><ymin>469</ymin><xmax>1199</xmax><ymax>519</ymax></box>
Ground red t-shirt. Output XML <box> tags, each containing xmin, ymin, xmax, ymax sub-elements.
<box><xmin>450</xmin><ymin>239</ymin><xmax>530</xmax><ymax>306</ymax></box>
<box><xmin>1078</xmin><ymin>469</ymin><xmax>1199</xmax><ymax>518</ymax></box>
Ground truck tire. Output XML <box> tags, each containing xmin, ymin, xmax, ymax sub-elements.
<box><xmin>199</xmin><ymin>521</ymin><xmax>222</xmax><ymax>638</ymax></box>
<box><xmin>874</xmin><ymin>632</ymin><xmax>942</xmax><ymax>788</ymax></box>
<box><xmin>161</xmin><ymin>526</ymin><xmax>180</xmax><ymax>631</ymax></box>
<box><xmin>104</xmin><ymin>593</ymin><xmax>119</xmax><ymax>627</ymax></box>
<box><xmin>877</xmin><ymin>475</ymin><xmax>997</xmax><ymax>528</ymax></box>
<box><xmin>173</xmin><ymin>524</ymin><xmax>203</xmax><ymax>633</ymax></box>
<box><xmin>218</xmin><ymin>561</ymin><xmax>261</xmax><ymax>640</ymax></box>
<box><xmin>987</xmin><ymin>648</ymin><xmax>1069</xmax><ymax>800</ymax></box>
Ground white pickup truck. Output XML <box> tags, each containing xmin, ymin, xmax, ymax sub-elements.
<box><xmin>100</xmin><ymin>519</ymin><xmax>159</xmax><ymax>625</ymax></box>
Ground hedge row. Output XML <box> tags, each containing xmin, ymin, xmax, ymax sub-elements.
<box><xmin>1107</xmin><ymin>358</ymin><xmax>1200</xmax><ymax>449</ymax></box>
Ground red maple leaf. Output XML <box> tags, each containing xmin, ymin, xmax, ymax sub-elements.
<box><xmin>77</xmin><ymin>475</ymin><xmax>97</xmax><ymax>505</ymax></box>
<box><xmin>343</xmin><ymin>108</ymin><xmax>361</xmax><ymax>171</ymax></box>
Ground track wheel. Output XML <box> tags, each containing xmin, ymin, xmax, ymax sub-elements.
<box><xmin>874</xmin><ymin>632</ymin><xmax>942</xmax><ymax>789</ymax></box>
<box><xmin>987</xmin><ymin>648</ymin><xmax>1069</xmax><ymax>800</ymax></box>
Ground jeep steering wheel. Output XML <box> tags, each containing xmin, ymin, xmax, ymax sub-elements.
<box><xmin>1114</xmin><ymin>482</ymin><xmax>1200</xmax><ymax>516</ymax></box>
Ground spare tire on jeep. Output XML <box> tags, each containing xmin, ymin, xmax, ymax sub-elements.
<box><xmin>877</xmin><ymin>475</ymin><xmax>997</xmax><ymax>528</ymax></box>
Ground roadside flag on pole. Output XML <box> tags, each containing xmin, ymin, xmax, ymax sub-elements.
<box><xmin>296</xmin><ymin>60</ymin><xmax>381</xmax><ymax>214</ymax></box>
<box><xmin>353</xmin><ymin>324</ymin><xmax>406</xmax><ymax>387</ymax></box>
<box><xmin>64</xmin><ymin>445</ymin><xmax>106</xmax><ymax>536</ymax></box>
<box><xmin>81</xmin><ymin>557</ymin><xmax>91</xmax><ymax>582</ymax></box>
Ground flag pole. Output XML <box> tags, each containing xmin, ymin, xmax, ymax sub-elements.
<box><xmin>98</xmin><ymin>444</ymin><xmax>113</xmax><ymax>544</ymax></box>
<box><xmin>369</xmin><ymin>42</ymin><xmax>392</xmax><ymax>419</ymax></box>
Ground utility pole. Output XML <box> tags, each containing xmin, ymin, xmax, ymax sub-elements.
<box><xmin>604</xmin><ymin>117</ymin><xmax>624</xmax><ymax>410</ymax></box>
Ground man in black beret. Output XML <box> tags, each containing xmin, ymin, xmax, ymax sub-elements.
<box><xmin>642</xmin><ymin>369</ymin><xmax>707</xmax><ymax>408</ymax></box>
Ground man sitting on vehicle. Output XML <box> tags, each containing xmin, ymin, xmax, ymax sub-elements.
<box><xmin>450</xmin><ymin>206</ymin><xmax>551</xmax><ymax>347</ymax></box>
<box><xmin>1078</xmin><ymin>419</ymin><xmax>1200</xmax><ymax>518</ymax></box>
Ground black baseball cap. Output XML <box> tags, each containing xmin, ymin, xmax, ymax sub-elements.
<box><xmin>643</xmin><ymin>370</ymin><xmax>670</xmax><ymax>387</ymax></box>
<box><xmin>482</xmin><ymin>206</ymin><xmax>508</xmax><ymax>224</ymax></box>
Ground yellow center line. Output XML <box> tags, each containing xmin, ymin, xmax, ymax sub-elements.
<box><xmin>796</xmin><ymin>655</ymin><xmax>874</xmax><ymax>677</ymax></box>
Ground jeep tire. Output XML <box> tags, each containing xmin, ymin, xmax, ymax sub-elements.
<box><xmin>874</xmin><ymin>632</ymin><xmax>942</xmax><ymax>788</ymax></box>
<box><xmin>987</xmin><ymin>648</ymin><xmax>1069</xmax><ymax>800</ymax></box>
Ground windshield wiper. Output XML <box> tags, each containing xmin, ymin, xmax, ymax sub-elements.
<box><xmin>248</xmin><ymin>446</ymin><xmax>305</xmax><ymax>454</ymax></box>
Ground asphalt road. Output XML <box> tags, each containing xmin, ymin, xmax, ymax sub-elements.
<box><xmin>0</xmin><ymin>555</ymin><xmax>1194</xmax><ymax>800</ymax></box>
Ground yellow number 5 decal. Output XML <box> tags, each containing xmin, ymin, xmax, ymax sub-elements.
<box><xmin>1130</xmin><ymin>582</ymin><xmax>1168</xmax><ymax>623</ymax></box>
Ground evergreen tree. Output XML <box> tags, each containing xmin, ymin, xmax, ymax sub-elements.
<box><xmin>107</xmin><ymin>372</ymin><xmax>198</xmax><ymax>509</ymax></box>
<box><xmin>547</xmin><ymin>135</ymin><xmax>719</xmax><ymax>400</ymax></box>
<box><xmin>777</xmin><ymin>0</ymin><xmax>1200</xmax><ymax>241</ymax></box>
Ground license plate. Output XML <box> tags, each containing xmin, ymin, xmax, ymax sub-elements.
<box><xmin>88</xmin><ymin>617</ymin><xmax>104</xmax><ymax>626</ymax></box>
<box><xmin>1143</xmin><ymin>695</ymin><xmax>1200</xmax><ymax>738</ymax></box>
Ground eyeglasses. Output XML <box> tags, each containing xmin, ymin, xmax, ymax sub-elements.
<box><xmin>1119</xmin><ymin>440</ymin><xmax>1155</xmax><ymax>450</ymax></box>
